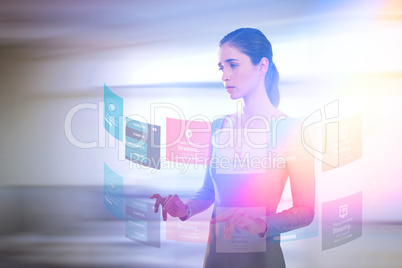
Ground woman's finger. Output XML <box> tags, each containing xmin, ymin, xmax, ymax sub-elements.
<box><xmin>234</xmin><ymin>211</ymin><xmax>262</xmax><ymax>235</ymax></box>
<box><xmin>233</xmin><ymin>212</ymin><xmax>248</xmax><ymax>230</ymax></box>
<box><xmin>224</xmin><ymin>216</ymin><xmax>236</xmax><ymax>240</ymax></box>
<box><xmin>165</xmin><ymin>195</ymin><xmax>183</xmax><ymax>216</ymax></box>
<box><xmin>174</xmin><ymin>199</ymin><xmax>184</xmax><ymax>209</ymax></box>
<box><xmin>163</xmin><ymin>195</ymin><xmax>173</xmax><ymax>209</ymax></box>
<box><xmin>150</xmin><ymin>194</ymin><xmax>161</xmax><ymax>199</ymax></box>
<box><xmin>162</xmin><ymin>195</ymin><xmax>172</xmax><ymax>221</ymax></box>
<box><xmin>150</xmin><ymin>194</ymin><xmax>163</xmax><ymax>213</ymax></box>
<box><xmin>225</xmin><ymin>209</ymin><xmax>247</xmax><ymax>239</ymax></box>
<box><xmin>211</xmin><ymin>208</ymin><xmax>238</xmax><ymax>224</ymax></box>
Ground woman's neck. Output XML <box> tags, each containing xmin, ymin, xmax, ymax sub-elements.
<box><xmin>242</xmin><ymin>87</ymin><xmax>276</xmax><ymax>119</ymax></box>
<box><xmin>229</xmin><ymin>86</ymin><xmax>281</xmax><ymax>129</ymax></box>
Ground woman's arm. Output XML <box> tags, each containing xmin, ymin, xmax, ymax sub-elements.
<box><xmin>266</xmin><ymin>123</ymin><xmax>316</xmax><ymax>237</ymax></box>
<box><xmin>182</xmin><ymin>117</ymin><xmax>228</xmax><ymax>218</ymax></box>
<box><xmin>185</xmin><ymin>164</ymin><xmax>215</xmax><ymax>215</ymax></box>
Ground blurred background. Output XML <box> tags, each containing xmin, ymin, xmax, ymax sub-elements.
<box><xmin>1</xmin><ymin>0</ymin><xmax>401</xmax><ymax>267</ymax></box>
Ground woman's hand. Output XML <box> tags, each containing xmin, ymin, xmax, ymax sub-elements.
<box><xmin>210</xmin><ymin>208</ymin><xmax>267</xmax><ymax>239</ymax></box>
<box><xmin>150</xmin><ymin>194</ymin><xmax>188</xmax><ymax>221</ymax></box>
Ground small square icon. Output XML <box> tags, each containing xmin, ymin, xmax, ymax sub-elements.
<box><xmin>339</xmin><ymin>204</ymin><xmax>348</xmax><ymax>219</ymax></box>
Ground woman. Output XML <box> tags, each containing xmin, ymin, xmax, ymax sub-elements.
<box><xmin>151</xmin><ymin>28</ymin><xmax>315</xmax><ymax>267</ymax></box>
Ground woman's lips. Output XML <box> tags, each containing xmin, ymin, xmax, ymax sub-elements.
<box><xmin>225</xmin><ymin>86</ymin><xmax>235</xmax><ymax>92</ymax></box>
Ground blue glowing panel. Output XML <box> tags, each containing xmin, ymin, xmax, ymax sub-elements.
<box><xmin>125</xmin><ymin>197</ymin><xmax>160</xmax><ymax>248</ymax></box>
<box><xmin>103</xmin><ymin>163</ymin><xmax>124</xmax><ymax>220</ymax></box>
<box><xmin>125</xmin><ymin>118</ymin><xmax>161</xmax><ymax>169</ymax></box>
<box><xmin>104</xmin><ymin>84</ymin><xmax>123</xmax><ymax>141</ymax></box>
<box><xmin>322</xmin><ymin>191</ymin><xmax>362</xmax><ymax>250</ymax></box>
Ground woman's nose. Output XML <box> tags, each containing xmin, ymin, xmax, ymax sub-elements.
<box><xmin>222</xmin><ymin>71</ymin><xmax>230</xmax><ymax>82</ymax></box>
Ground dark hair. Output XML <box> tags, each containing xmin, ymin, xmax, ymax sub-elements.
<box><xmin>219</xmin><ymin>28</ymin><xmax>280</xmax><ymax>108</ymax></box>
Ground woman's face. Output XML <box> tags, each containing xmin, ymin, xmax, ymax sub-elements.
<box><xmin>218</xmin><ymin>43</ymin><xmax>261</xmax><ymax>100</ymax></box>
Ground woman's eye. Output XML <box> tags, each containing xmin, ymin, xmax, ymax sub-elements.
<box><xmin>230</xmin><ymin>63</ymin><xmax>237</xmax><ymax>68</ymax></box>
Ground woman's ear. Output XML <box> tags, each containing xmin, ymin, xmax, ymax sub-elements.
<box><xmin>259</xmin><ymin>57</ymin><xmax>269</xmax><ymax>74</ymax></box>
